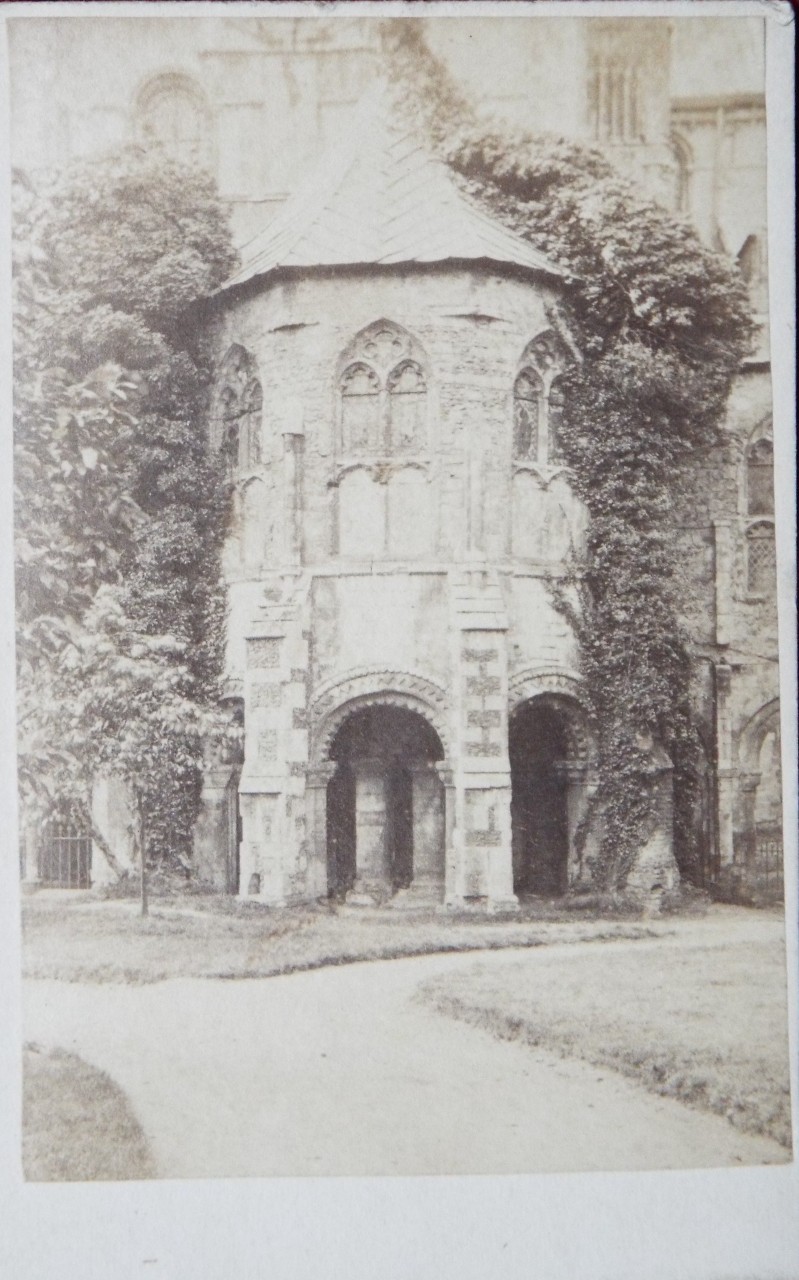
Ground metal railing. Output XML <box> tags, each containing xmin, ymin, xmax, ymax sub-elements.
<box><xmin>37</xmin><ymin>820</ymin><xmax>92</xmax><ymax>888</ymax></box>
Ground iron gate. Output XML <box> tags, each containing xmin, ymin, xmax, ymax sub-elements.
<box><xmin>37</xmin><ymin>819</ymin><xmax>92</xmax><ymax>888</ymax></box>
<box><xmin>751</xmin><ymin>832</ymin><xmax>783</xmax><ymax>898</ymax></box>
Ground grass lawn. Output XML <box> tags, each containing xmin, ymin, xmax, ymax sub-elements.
<box><xmin>419</xmin><ymin>920</ymin><xmax>793</xmax><ymax>1149</ymax></box>
<box><xmin>22</xmin><ymin>891</ymin><xmax>656</xmax><ymax>985</ymax></box>
<box><xmin>23</xmin><ymin>1044</ymin><xmax>154</xmax><ymax>1181</ymax></box>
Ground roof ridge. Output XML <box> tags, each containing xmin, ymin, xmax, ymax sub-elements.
<box><xmin>216</xmin><ymin>76</ymin><xmax>565</xmax><ymax>295</ymax></box>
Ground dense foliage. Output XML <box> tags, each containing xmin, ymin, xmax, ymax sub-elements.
<box><xmin>385</xmin><ymin>23</ymin><xmax>753</xmax><ymax>887</ymax></box>
<box><xmin>14</xmin><ymin>148</ymin><xmax>238</xmax><ymax>868</ymax></box>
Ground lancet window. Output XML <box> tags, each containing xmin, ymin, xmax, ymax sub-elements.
<box><xmin>746</xmin><ymin>436</ymin><xmax>774</xmax><ymax>517</ymax></box>
<box><xmin>135</xmin><ymin>74</ymin><xmax>212</xmax><ymax>169</ymax></box>
<box><xmin>215</xmin><ymin>345</ymin><xmax>262</xmax><ymax>476</ymax></box>
<box><xmin>513</xmin><ymin>332</ymin><xmax>571</xmax><ymax>468</ymax></box>
<box><xmin>513</xmin><ymin>371</ymin><xmax>541</xmax><ymax>461</ymax></box>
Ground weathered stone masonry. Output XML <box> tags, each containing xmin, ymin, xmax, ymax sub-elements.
<box><xmin>191</xmin><ymin>90</ymin><xmax>684</xmax><ymax>908</ymax></box>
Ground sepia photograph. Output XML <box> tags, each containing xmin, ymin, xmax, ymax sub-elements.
<box><xmin>3</xmin><ymin>0</ymin><xmax>796</xmax><ymax>1229</ymax></box>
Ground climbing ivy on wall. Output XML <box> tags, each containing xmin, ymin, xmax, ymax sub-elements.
<box><xmin>14</xmin><ymin>148</ymin><xmax>238</xmax><ymax>870</ymax></box>
<box><xmin>385</xmin><ymin>23</ymin><xmax>754</xmax><ymax>889</ymax></box>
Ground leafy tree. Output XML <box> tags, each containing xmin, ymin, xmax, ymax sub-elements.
<box><xmin>385</xmin><ymin>22</ymin><xmax>753</xmax><ymax>888</ymax></box>
<box><xmin>14</xmin><ymin>147</ymin><xmax>238</xmax><ymax>872</ymax></box>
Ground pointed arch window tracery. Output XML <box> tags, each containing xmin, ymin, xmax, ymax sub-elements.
<box><xmin>338</xmin><ymin>323</ymin><xmax>429</xmax><ymax>458</ymax></box>
<box><xmin>513</xmin><ymin>331</ymin><xmax>572</xmax><ymax>469</ymax></box>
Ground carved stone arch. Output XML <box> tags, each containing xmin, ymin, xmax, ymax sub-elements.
<box><xmin>508</xmin><ymin>668</ymin><xmax>595</xmax><ymax>762</ymax></box>
<box><xmin>309</xmin><ymin>669</ymin><xmax>450</xmax><ymax>764</ymax></box>
<box><xmin>337</xmin><ymin>319</ymin><xmax>430</xmax><ymax>381</ymax></box>
<box><xmin>517</xmin><ymin>329</ymin><xmax>572</xmax><ymax>387</ymax></box>
<box><xmin>739</xmin><ymin>698</ymin><xmax>780</xmax><ymax>772</ymax></box>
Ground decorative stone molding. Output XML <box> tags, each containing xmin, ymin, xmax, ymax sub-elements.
<box><xmin>309</xmin><ymin>667</ymin><xmax>450</xmax><ymax>762</ymax></box>
<box><xmin>511</xmin><ymin>460</ymin><xmax>572</xmax><ymax>487</ymax></box>
<box><xmin>508</xmin><ymin>665</ymin><xmax>584</xmax><ymax>708</ymax></box>
<box><xmin>508</xmin><ymin>666</ymin><xmax>595</xmax><ymax>762</ymax></box>
<box><xmin>518</xmin><ymin>328</ymin><xmax>572</xmax><ymax>380</ymax></box>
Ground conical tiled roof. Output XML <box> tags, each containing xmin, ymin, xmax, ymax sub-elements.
<box><xmin>218</xmin><ymin>80</ymin><xmax>565</xmax><ymax>293</ymax></box>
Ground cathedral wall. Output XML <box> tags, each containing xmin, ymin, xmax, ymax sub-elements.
<box><xmin>310</xmin><ymin>572</ymin><xmax>450</xmax><ymax>691</ymax></box>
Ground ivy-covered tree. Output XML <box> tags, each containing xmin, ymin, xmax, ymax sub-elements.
<box><xmin>14</xmin><ymin>147</ymin><xmax>238</xmax><ymax>871</ymax></box>
<box><xmin>384</xmin><ymin>22</ymin><xmax>753</xmax><ymax>889</ymax></box>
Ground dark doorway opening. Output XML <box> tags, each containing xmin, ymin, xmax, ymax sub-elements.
<box><xmin>225</xmin><ymin>771</ymin><xmax>242</xmax><ymax>895</ymax></box>
<box><xmin>510</xmin><ymin>700</ymin><xmax>570</xmax><ymax>896</ymax></box>
<box><xmin>327</xmin><ymin>762</ymin><xmax>356</xmax><ymax>897</ymax></box>
<box><xmin>325</xmin><ymin>704</ymin><xmax>444</xmax><ymax>899</ymax></box>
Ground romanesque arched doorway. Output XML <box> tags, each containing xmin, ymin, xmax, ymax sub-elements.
<box><xmin>509</xmin><ymin>695</ymin><xmax>592</xmax><ymax>897</ymax></box>
<box><xmin>325</xmin><ymin>704</ymin><xmax>445</xmax><ymax>904</ymax></box>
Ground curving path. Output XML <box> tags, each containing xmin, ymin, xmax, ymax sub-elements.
<box><xmin>24</xmin><ymin>943</ymin><xmax>787</xmax><ymax>1179</ymax></box>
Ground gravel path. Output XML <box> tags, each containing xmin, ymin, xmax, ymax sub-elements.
<box><xmin>24</xmin><ymin>930</ymin><xmax>788</xmax><ymax>1178</ymax></box>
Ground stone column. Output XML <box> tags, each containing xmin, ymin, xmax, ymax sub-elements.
<box><xmin>449</xmin><ymin>570</ymin><xmax>517</xmax><ymax>912</ymax></box>
<box><xmin>714</xmin><ymin>661</ymin><xmax>735</xmax><ymax>867</ymax></box>
<box><xmin>435</xmin><ymin>763</ymin><xmax>459</xmax><ymax>907</ymax></box>
<box><xmin>281</xmin><ymin>398</ymin><xmax>304</xmax><ymax>568</ymax></box>
<box><xmin>348</xmin><ymin>758</ymin><xmax>391</xmax><ymax>905</ymax></box>
<box><xmin>557</xmin><ymin>760</ymin><xmax>596</xmax><ymax>888</ymax></box>
<box><xmin>193</xmin><ymin>765</ymin><xmax>235</xmax><ymax>890</ymax></box>
<box><xmin>739</xmin><ymin>772</ymin><xmax>761</xmax><ymax>868</ymax></box>
<box><xmin>305</xmin><ymin>763</ymin><xmax>337</xmax><ymax>900</ymax></box>
<box><xmin>408</xmin><ymin>764</ymin><xmax>445</xmax><ymax>899</ymax></box>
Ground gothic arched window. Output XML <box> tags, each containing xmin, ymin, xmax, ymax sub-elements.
<box><xmin>513</xmin><ymin>331</ymin><xmax>573</xmax><ymax>468</ymax></box>
<box><xmin>136</xmin><ymin>74</ymin><xmax>212</xmax><ymax>168</ymax></box>
<box><xmin>388</xmin><ymin>361</ymin><xmax>427</xmax><ymax>452</ymax></box>
<box><xmin>340</xmin><ymin>363</ymin><xmax>381</xmax><ymax>454</ymax></box>
<box><xmin>338</xmin><ymin>322</ymin><xmax>429</xmax><ymax>458</ymax></box>
<box><xmin>746</xmin><ymin>521</ymin><xmax>776</xmax><ymax>597</ymax></box>
<box><xmin>746</xmin><ymin>436</ymin><xmax>774</xmax><ymax>517</ymax></box>
<box><xmin>513</xmin><ymin>370</ymin><xmax>541</xmax><ymax>461</ymax></box>
<box><xmin>215</xmin><ymin>345</ymin><xmax>262</xmax><ymax>475</ymax></box>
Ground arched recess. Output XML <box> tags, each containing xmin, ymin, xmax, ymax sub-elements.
<box><xmin>738</xmin><ymin>699</ymin><xmax>783</xmax><ymax>852</ymax></box>
<box><xmin>309</xmin><ymin>669</ymin><xmax>450</xmax><ymax>766</ymax></box>
<box><xmin>134</xmin><ymin>73</ymin><xmax>213</xmax><ymax>169</ymax></box>
<box><xmin>310</xmin><ymin>677</ymin><xmax>449</xmax><ymax>903</ymax></box>
<box><xmin>386</xmin><ymin>464</ymin><xmax>433</xmax><ymax>559</ymax></box>
<box><xmin>744</xmin><ymin>425</ymin><xmax>774</xmax><ymax>518</ymax></box>
<box><xmin>670</xmin><ymin>131</ymin><xmax>694</xmax><ymax>215</ymax></box>
<box><xmin>240</xmin><ymin>475</ymin><xmax>275</xmax><ymax>570</ymax></box>
<box><xmin>214</xmin><ymin>344</ymin><xmax>263</xmax><ymax>472</ymax></box>
<box><xmin>337</xmin><ymin>465</ymin><xmax>385</xmax><ymax>559</ymax></box>
<box><xmin>509</xmin><ymin>688</ymin><xmax>596</xmax><ymax>896</ymax></box>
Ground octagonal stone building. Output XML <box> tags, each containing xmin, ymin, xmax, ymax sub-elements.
<box><xmin>196</xmin><ymin>83</ymin><xmax>677</xmax><ymax>909</ymax></box>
